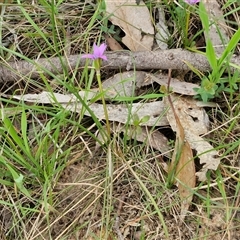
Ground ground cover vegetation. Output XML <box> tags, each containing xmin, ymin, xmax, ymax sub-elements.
<box><xmin>0</xmin><ymin>0</ymin><xmax>240</xmax><ymax>239</ymax></box>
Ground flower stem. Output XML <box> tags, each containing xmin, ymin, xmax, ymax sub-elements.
<box><xmin>184</xmin><ymin>6</ymin><xmax>191</xmax><ymax>47</ymax></box>
<box><xmin>96</xmin><ymin>69</ymin><xmax>111</xmax><ymax>140</ymax></box>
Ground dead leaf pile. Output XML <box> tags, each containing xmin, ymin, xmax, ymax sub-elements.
<box><xmin>10</xmin><ymin>70</ymin><xmax>219</xmax><ymax>184</ymax></box>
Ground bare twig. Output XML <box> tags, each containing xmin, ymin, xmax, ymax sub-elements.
<box><xmin>0</xmin><ymin>49</ymin><xmax>239</xmax><ymax>82</ymax></box>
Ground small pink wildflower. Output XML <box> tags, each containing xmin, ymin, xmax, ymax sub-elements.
<box><xmin>82</xmin><ymin>43</ymin><xmax>107</xmax><ymax>61</ymax></box>
<box><xmin>185</xmin><ymin>0</ymin><xmax>200</xmax><ymax>4</ymax></box>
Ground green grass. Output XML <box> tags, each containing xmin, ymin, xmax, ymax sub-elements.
<box><xmin>0</xmin><ymin>0</ymin><xmax>240</xmax><ymax>239</ymax></box>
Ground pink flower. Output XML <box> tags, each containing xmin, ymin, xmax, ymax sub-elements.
<box><xmin>82</xmin><ymin>43</ymin><xmax>107</xmax><ymax>61</ymax></box>
<box><xmin>185</xmin><ymin>0</ymin><xmax>200</xmax><ymax>4</ymax></box>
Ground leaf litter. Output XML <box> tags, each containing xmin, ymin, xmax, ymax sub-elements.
<box><xmin>10</xmin><ymin>66</ymin><xmax>220</xmax><ymax>218</ymax></box>
<box><xmin>11</xmin><ymin>70</ymin><xmax>219</xmax><ymax>182</ymax></box>
<box><xmin>1</xmin><ymin>0</ymin><xmax>235</xmax><ymax>238</ymax></box>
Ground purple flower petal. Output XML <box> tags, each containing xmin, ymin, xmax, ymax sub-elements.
<box><xmin>100</xmin><ymin>55</ymin><xmax>107</xmax><ymax>61</ymax></box>
<box><xmin>98</xmin><ymin>43</ymin><xmax>107</xmax><ymax>56</ymax></box>
<box><xmin>82</xmin><ymin>42</ymin><xmax>107</xmax><ymax>61</ymax></box>
<box><xmin>81</xmin><ymin>54</ymin><xmax>94</xmax><ymax>59</ymax></box>
<box><xmin>185</xmin><ymin>0</ymin><xmax>200</xmax><ymax>4</ymax></box>
<box><xmin>93</xmin><ymin>43</ymin><xmax>107</xmax><ymax>59</ymax></box>
<box><xmin>93</xmin><ymin>43</ymin><xmax>100</xmax><ymax>58</ymax></box>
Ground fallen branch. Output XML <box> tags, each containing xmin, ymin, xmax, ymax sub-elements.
<box><xmin>0</xmin><ymin>49</ymin><xmax>239</xmax><ymax>82</ymax></box>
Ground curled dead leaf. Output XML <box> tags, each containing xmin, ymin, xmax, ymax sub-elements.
<box><xmin>167</xmin><ymin>99</ymin><xmax>196</xmax><ymax>216</ymax></box>
<box><xmin>112</xmin><ymin>123</ymin><xmax>171</xmax><ymax>157</ymax></box>
<box><xmin>106</xmin><ymin>0</ymin><xmax>154</xmax><ymax>51</ymax></box>
<box><xmin>166</xmin><ymin>94</ymin><xmax>219</xmax><ymax>181</ymax></box>
<box><xmin>104</xmin><ymin>34</ymin><xmax>123</xmax><ymax>51</ymax></box>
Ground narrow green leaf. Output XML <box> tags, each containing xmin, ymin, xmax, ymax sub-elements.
<box><xmin>206</xmin><ymin>38</ymin><xmax>217</xmax><ymax>71</ymax></box>
<box><xmin>21</xmin><ymin>109</ymin><xmax>31</xmax><ymax>155</ymax></box>
<box><xmin>3</xmin><ymin>117</ymin><xmax>25</xmax><ymax>150</ymax></box>
<box><xmin>219</xmin><ymin>28</ymin><xmax>240</xmax><ymax>66</ymax></box>
<box><xmin>0</xmin><ymin>154</ymin><xmax>31</xmax><ymax>198</ymax></box>
<box><xmin>198</xmin><ymin>2</ymin><xmax>209</xmax><ymax>32</ymax></box>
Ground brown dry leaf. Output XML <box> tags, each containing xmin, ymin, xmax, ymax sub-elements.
<box><xmin>11</xmin><ymin>90</ymin><xmax>98</xmax><ymax>103</ymax></box>
<box><xmin>105</xmin><ymin>0</ymin><xmax>154</xmax><ymax>51</ymax></box>
<box><xmin>166</xmin><ymin>95</ymin><xmax>220</xmax><ymax>181</ymax></box>
<box><xmin>155</xmin><ymin>6</ymin><xmax>169</xmax><ymax>50</ymax></box>
<box><xmin>102</xmin><ymin>71</ymin><xmax>201</xmax><ymax>97</ymax></box>
<box><xmin>128</xmin><ymin>126</ymin><xmax>171</xmax><ymax>156</ymax></box>
<box><xmin>12</xmin><ymin>92</ymin><xmax>169</xmax><ymax>126</ymax></box>
<box><xmin>202</xmin><ymin>0</ymin><xmax>229</xmax><ymax>55</ymax></box>
<box><xmin>166</xmin><ymin>95</ymin><xmax>209</xmax><ymax>135</ymax></box>
<box><xmin>145</xmin><ymin>73</ymin><xmax>199</xmax><ymax>96</ymax></box>
<box><xmin>102</xmin><ymin>71</ymin><xmax>138</xmax><ymax>99</ymax></box>
<box><xmin>104</xmin><ymin>34</ymin><xmax>123</xmax><ymax>51</ymax></box>
<box><xmin>112</xmin><ymin>122</ymin><xmax>171</xmax><ymax>157</ymax></box>
<box><xmin>187</xmin><ymin>133</ymin><xmax>220</xmax><ymax>181</ymax></box>
<box><xmin>168</xmin><ymin>96</ymin><xmax>196</xmax><ymax>216</ymax></box>
<box><xmin>64</xmin><ymin>101</ymin><xmax>169</xmax><ymax>127</ymax></box>
<box><xmin>11</xmin><ymin>71</ymin><xmax>203</xmax><ymax>106</ymax></box>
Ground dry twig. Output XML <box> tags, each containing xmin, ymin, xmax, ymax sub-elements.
<box><xmin>0</xmin><ymin>49</ymin><xmax>239</xmax><ymax>82</ymax></box>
